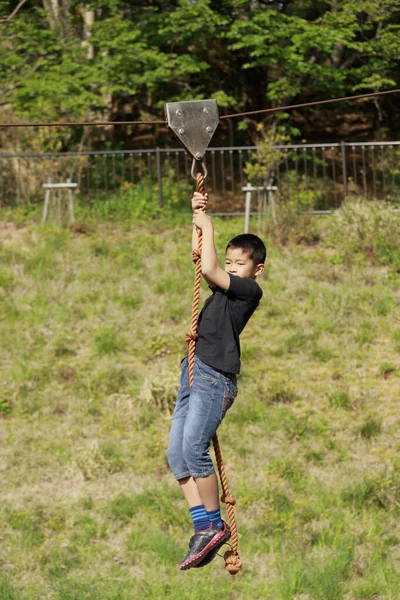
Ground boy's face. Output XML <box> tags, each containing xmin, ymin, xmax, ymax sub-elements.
<box><xmin>225</xmin><ymin>247</ymin><xmax>264</xmax><ymax>279</ymax></box>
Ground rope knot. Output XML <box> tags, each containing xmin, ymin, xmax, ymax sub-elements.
<box><xmin>224</xmin><ymin>550</ymin><xmax>242</xmax><ymax>575</ymax></box>
<box><xmin>186</xmin><ymin>329</ymin><xmax>198</xmax><ymax>344</ymax></box>
<box><xmin>221</xmin><ymin>493</ymin><xmax>236</xmax><ymax>506</ymax></box>
<box><xmin>192</xmin><ymin>249</ymin><xmax>201</xmax><ymax>264</ymax></box>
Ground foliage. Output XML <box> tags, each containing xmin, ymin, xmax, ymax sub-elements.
<box><xmin>1</xmin><ymin>0</ymin><xmax>400</xmax><ymax>150</ymax></box>
<box><xmin>324</xmin><ymin>197</ymin><xmax>400</xmax><ymax>271</ymax></box>
<box><xmin>243</xmin><ymin>122</ymin><xmax>296</xmax><ymax>184</ymax></box>
<box><xmin>229</xmin><ymin>0</ymin><xmax>400</xmax><ymax>103</ymax></box>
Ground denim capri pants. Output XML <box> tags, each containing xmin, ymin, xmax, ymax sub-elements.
<box><xmin>167</xmin><ymin>356</ymin><xmax>238</xmax><ymax>480</ymax></box>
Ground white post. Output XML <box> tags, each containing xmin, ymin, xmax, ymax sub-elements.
<box><xmin>243</xmin><ymin>183</ymin><xmax>253</xmax><ymax>233</ymax></box>
<box><xmin>257</xmin><ymin>187</ymin><xmax>262</xmax><ymax>236</ymax></box>
<box><xmin>242</xmin><ymin>183</ymin><xmax>264</xmax><ymax>234</ymax></box>
<box><xmin>68</xmin><ymin>188</ymin><xmax>75</xmax><ymax>223</ymax></box>
<box><xmin>267</xmin><ymin>185</ymin><xmax>278</xmax><ymax>226</ymax></box>
<box><xmin>67</xmin><ymin>178</ymin><xmax>75</xmax><ymax>223</ymax></box>
<box><xmin>42</xmin><ymin>189</ymin><xmax>50</xmax><ymax>223</ymax></box>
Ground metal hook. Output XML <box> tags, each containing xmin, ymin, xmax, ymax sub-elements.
<box><xmin>191</xmin><ymin>159</ymin><xmax>208</xmax><ymax>180</ymax></box>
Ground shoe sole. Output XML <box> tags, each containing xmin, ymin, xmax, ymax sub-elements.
<box><xmin>179</xmin><ymin>530</ymin><xmax>226</xmax><ymax>571</ymax></box>
<box><xmin>193</xmin><ymin>528</ymin><xmax>231</xmax><ymax>568</ymax></box>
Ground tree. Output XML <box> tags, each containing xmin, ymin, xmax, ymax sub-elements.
<box><xmin>228</xmin><ymin>0</ymin><xmax>400</xmax><ymax>138</ymax></box>
<box><xmin>0</xmin><ymin>0</ymin><xmax>399</xmax><ymax>151</ymax></box>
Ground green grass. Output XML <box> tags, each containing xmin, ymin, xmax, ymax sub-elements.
<box><xmin>0</xmin><ymin>199</ymin><xmax>400</xmax><ymax>598</ymax></box>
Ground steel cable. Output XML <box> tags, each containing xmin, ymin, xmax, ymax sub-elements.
<box><xmin>1</xmin><ymin>89</ymin><xmax>399</xmax><ymax>129</ymax></box>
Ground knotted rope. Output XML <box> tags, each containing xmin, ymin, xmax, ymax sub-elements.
<box><xmin>186</xmin><ymin>166</ymin><xmax>242</xmax><ymax>575</ymax></box>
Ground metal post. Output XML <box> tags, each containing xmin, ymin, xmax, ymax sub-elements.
<box><xmin>341</xmin><ymin>141</ymin><xmax>347</xmax><ymax>199</ymax></box>
<box><xmin>156</xmin><ymin>147</ymin><xmax>163</xmax><ymax>208</ymax></box>
<box><xmin>267</xmin><ymin>185</ymin><xmax>278</xmax><ymax>226</ymax></box>
<box><xmin>242</xmin><ymin>183</ymin><xmax>263</xmax><ymax>233</ymax></box>
<box><xmin>42</xmin><ymin>189</ymin><xmax>50</xmax><ymax>223</ymax></box>
<box><xmin>243</xmin><ymin>183</ymin><xmax>253</xmax><ymax>233</ymax></box>
<box><xmin>67</xmin><ymin>177</ymin><xmax>75</xmax><ymax>224</ymax></box>
<box><xmin>257</xmin><ymin>187</ymin><xmax>262</xmax><ymax>236</ymax></box>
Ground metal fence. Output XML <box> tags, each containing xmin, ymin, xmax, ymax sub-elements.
<box><xmin>1</xmin><ymin>141</ymin><xmax>400</xmax><ymax>214</ymax></box>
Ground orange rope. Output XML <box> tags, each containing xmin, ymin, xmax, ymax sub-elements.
<box><xmin>186</xmin><ymin>167</ymin><xmax>242</xmax><ymax>575</ymax></box>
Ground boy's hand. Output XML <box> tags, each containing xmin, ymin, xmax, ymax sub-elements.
<box><xmin>192</xmin><ymin>211</ymin><xmax>212</xmax><ymax>231</ymax></box>
<box><xmin>192</xmin><ymin>192</ymin><xmax>208</xmax><ymax>213</ymax></box>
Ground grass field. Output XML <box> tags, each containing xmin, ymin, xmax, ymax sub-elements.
<box><xmin>0</xmin><ymin>198</ymin><xmax>400</xmax><ymax>599</ymax></box>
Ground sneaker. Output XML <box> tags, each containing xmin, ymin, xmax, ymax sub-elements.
<box><xmin>179</xmin><ymin>522</ymin><xmax>226</xmax><ymax>570</ymax></box>
<box><xmin>193</xmin><ymin>521</ymin><xmax>231</xmax><ymax>568</ymax></box>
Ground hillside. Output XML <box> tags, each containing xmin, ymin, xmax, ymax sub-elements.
<box><xmin>0</xmin><ymin>202</ymin><xmax>400</xmax><ymax>599</ymax></box>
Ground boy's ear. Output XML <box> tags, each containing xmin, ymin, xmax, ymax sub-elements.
<box><xmin>255</xmin><ymin>263</ymin><xmax>265</xmax><ymax>277</ymax></box>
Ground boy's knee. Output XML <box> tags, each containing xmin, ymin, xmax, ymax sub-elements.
<box><xmin>182</xmin><ymin>435</ymin><xmax>212</xmax><ymax>475</ymax></box>
<box><xmin>181</xmin><ymin>436</ymin><xmax>194</xmax><ymax>464</ymax></box>
<box><xmin>167</xmin><ymin>438</ymin><xmax>180</xmax><ymax>471</ymax></box>
<box><xmin>167</xmin><ymin>444</ymin><xmax>189</xmax><ymax>480</ymax></box>
<box><xmin>166</xmin><ymin>445</ymin><xmax>173</xmax><ymax>469</ymax></box>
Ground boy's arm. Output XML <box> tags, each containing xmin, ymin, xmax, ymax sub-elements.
<box><xmin>192</xmin><ymin>212</ymin><xmax>230</xmax><ymax>290</ymax></box>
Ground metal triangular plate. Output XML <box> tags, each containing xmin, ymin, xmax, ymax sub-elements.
<box><xmin>165</xmin><ymin>99</ymin><xmax>219</xmax><ymax>160</ymax></box>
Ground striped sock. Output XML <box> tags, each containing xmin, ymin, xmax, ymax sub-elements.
<box><xmin>189</xmin><ymin>505</ymin><xmax>210</xmax><ymax>533</ymax></box>
<box><xmin>207</xmin><ymin>507</ymin><xmax>223</xmax><ymax>530</ymax></box>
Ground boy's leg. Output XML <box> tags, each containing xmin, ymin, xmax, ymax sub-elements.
<box><xmin>178</xmin><ymin>476</ymin><xmax>203</xmax><ymax>508</ymax></box>
<box><xmin>182</xmin><ymin>358</ymin><xmax>237</xmax><ymax>497</ymax></box>
<box><xmin>167</xmin><ymin>359</ymin><xmax>213</xmax><ymax>536</ymax></box>
<box><xmin>169</xmin><ymin>381</ymin><xmax>223</xmax><ymax>571</ymax></box>
<box><xmin>178</xmin><ymin>358</ymin><xmax>237</xmax><ymax>570</ymax></box>
<box><xmin>180</xmin><ymin>474</ymin><xmax>221</xmax><ymax>533</ymax></box>
<box><xmin>195</xmin><ymin>472</ymin><xmax>219</xmax><ymax>511</ymax></box>
<box><xmin>167</xmin><ymin>358</ymin><xmax>191</xmax><ymax>481</ymax></box>
<box><xmin>169</xmin><ymin>357</ymin><xmax>236</xmax><ymax>508</ymax></box>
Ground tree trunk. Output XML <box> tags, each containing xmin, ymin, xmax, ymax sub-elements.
<box><xmin>330</xmin><ymin>0</ymin><xmax>345</xmax><ymax>68</ymax></box>
<box><xmin>42</xmin><ymin>0</ymin><xmax>59</xmax><ymax>30</ymax></box>
<box><xmin>80</xmin><ymin>4</ymin><xmax>95</xmax><ymax>60</ymax></box>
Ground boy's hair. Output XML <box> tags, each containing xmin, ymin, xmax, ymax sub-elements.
<box><xmin>226</xmin><ymin>233</ymin><xmax>266</xmax><ymax>264</ymax></box>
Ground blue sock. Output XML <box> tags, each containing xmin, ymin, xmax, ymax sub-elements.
<box><xmin>189</xmin><ymin>505</ymin><xmax>210</xmax><ymax>532</ymax></box>
<box><xmin>207</xmin><ymin>507</ymin><xmax>223</xmax><ymax>530</ymax></box>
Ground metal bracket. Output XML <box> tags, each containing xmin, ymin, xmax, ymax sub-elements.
<box><xmin>191</xmin><ymin>159</ymin><xmax>208</xmax><ymax>180</ymax></box>
<box><xmin>164</xmin><ymin>99</ymin><xmax>219</xmax><ymax>161</ymax></box>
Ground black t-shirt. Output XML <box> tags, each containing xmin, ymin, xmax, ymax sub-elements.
<box><xmin>195</xmin><ymin>274</ymin><xmax>263</xmax><ymax>374</ymax></box>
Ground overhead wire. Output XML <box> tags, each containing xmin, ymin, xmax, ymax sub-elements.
<box><xmin>0</xmin><ymin>119</ymin><xmax>166</xmax><ymax>129</ymax></box>
<box><xmin>219</xmin><ymin>88</ymin><xmax>400</xmax><ymax>120</ymax></box>
<box><xmin>0</xmin><ymin>88</ymin><xmax>399</xmax><ymax>129</ymax></box>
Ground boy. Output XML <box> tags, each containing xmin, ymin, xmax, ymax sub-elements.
<box><xmin>167</xmin><ymin>191</ymin><xmax>266</xmax><ymax>570</ymax></box>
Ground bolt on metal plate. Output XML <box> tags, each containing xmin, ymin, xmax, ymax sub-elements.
<box><xmin>164</xmin><ymin>99</ymin><xmax>219</xmax><ymax>160</ymax></box>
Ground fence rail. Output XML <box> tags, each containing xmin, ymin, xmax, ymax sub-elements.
<box><xmin>1</xmin><ymin>141</ymin><xmax>400</xmax><ymax>214</ymax></box>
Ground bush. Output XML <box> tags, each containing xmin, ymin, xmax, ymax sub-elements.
<box><xmin>325</xmin><ymin>198</ymin><xmax>400</xmax><ymax>269</ymax></box>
